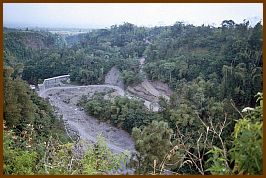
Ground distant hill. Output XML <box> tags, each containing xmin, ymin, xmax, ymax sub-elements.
<box><xmin>4</xmin><ymin>28</ymin><xmax>66</xmax><ymax>66</ymax></box>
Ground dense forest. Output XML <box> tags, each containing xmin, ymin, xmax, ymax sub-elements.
<box><xmin>3</xmin><ymin>20</ymin><xmax>263</xmax><ymax>175</ymax></box>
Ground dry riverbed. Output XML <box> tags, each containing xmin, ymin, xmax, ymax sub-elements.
<box><xmin>37</xmin><ymin>57</ymin><xmax>172</xmax><ymax>174</ymax></box>
<box><xmin>41</xmin><ymin>86</ymin><xmax>136</xmax><ymax>155</ymax></box>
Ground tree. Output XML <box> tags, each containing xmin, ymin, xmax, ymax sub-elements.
<box><xmin>221</xmin><ymin>20</ymin><xmax>235</xmax><ymax>29</ymax></box>
<box><xmin>229</xmin><ymin>93</ymin><xmax>263</xmax><ymax>174</ymax></box>
<box><xmin>162</xmin><ymin>62</ymin><xmax>176</xmax><ymax>82</ymax></box>
<box><xmin>132</xmin><ymin>121</ymin><xmax>173</xmax><ymax>174</ymax></box>
<box><xmin>206</xmin><ymin>92</ymin><xmax>263</xmax><ymax>175</ymax></box>
<box><xmin>82</xmin><ymin>135</ymin><xmax>129</xmax><ymax>175</ymax></box>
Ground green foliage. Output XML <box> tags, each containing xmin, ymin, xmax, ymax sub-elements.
<box><xmin>230</xmin><ymin>118</ymin><xmax>262</xmax><ymax>174</ymax></box>
<box><xmin>4</xmin><ymin>67</ymin><xmax>34</xmax><ymax>128</ymax></box>
<box><xmin>3</xmin><ymin>66</ymin><xmax>72</xmax><ymax>175</ymax></box>
<box><xmin>132</xmin><ymin>121</ymin><xmax>173</xmax><ymax>174</ymax></box>
<box><xmin>36</xmin><ymin>139</ymin><xmax>78</xmax><ymax>175</ymax></box>
<box><xmin>3</xmin><ymin>20</ymin><xmax>263</xmax><ymax>175</ymax></box>
<box><xmin>4</xmin><ymin>24</ymin><xmax>147</xmax><ymax>85</ymax></box>
<box><xmin>230</xmin><ymin>93</ymin><xmax>263</xmax><ymax>175</ymax></box>
<box><xmin>4</xmin><ymin>67</ymin><xmax>67</xmax><ymax>140</ymax></box>
<box><xmin>80</xmin><ymin>94</ymin><xmax>155</xmax><ymax>132</ymax></box>
<box><xmin>144</xmin><ymin>21</ymin><xmax>262</xmax><ymax>107</ymax></box>
<box><xmin>206</xmin><ymin>93</ymin><xmax>263</xmax><ymax>175</ymax></box>
<box><xmin>121</xmin><ymin>70</ymin><xmax>142</xmax><ymax>85</ymax></box>
<box><xmin>82</xmin><ymin>135</ymin><xmax>129</xmax><ymax>175</ymax></box>
<box><xmin>3</xmin><ymin>129</ymin><xmax>37</xmax><ymax>175</ymax></box>
<box><xmin>205</xmin><ymin>146</ymin><xmax>230</xmax><ymax>175</ymax></box>
<box><xmin>85</xmin><ymin>99</ymin><xmax>106</xmax><ymax>118</ymax></box>
<box><xmin>4</xmin><ymin>124</ymin><xmax>128</xmax><ymax>175</ymax></box>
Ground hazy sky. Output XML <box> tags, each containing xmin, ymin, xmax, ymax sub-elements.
<box><xmin>4</xmin><ymin>3</ymin><xmax>263</xmax><ymax>28</ymax></box>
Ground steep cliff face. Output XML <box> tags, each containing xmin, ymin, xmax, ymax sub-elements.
<box><xmin>4</xmin><ymin>30</ymin><xmax>62</xmax><ymax>50</ymax></box>
<box><xmin>104</xmin><ymin>66</ymin><xmax>125</xmax><ymax>90</ymax></box>
<box><xmin>4</xmin><ymin>29</ymin><xmax>65</xmax><ymax>66</ymax></box>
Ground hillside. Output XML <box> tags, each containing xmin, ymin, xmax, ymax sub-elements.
<box><xmin>3</xmin><ymin>20</ymin><xmax>263</xmax><ymax>175</ymax></box>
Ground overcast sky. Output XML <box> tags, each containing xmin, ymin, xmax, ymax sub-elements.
<box><xmin>4</xmin><ymin>3</ymin><xmax>263</xmax><ymax>29</ymax></box>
